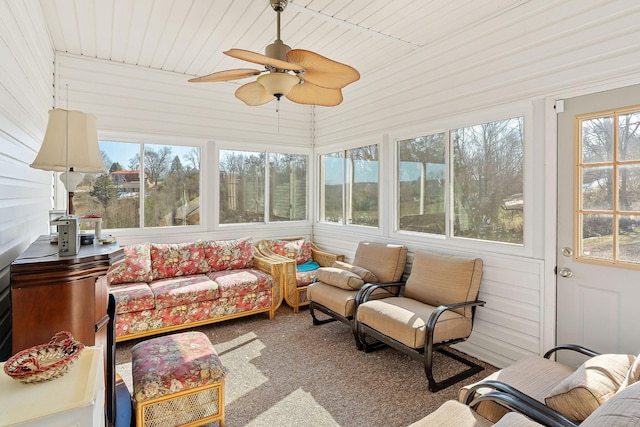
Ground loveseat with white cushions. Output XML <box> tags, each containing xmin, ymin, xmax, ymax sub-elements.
<box><xmin>102</xmin><ymin>237</ymin><xmax>284</xmax><ymax>341</ymax></box>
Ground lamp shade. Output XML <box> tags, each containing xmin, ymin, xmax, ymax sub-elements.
<box><xmin>257</xmin><ymin>72</ymin><xmax>299</xmax><ymax>98</ymax></box>
<box><xmin>31</xmin><ymin>109</ymin><xmax>106</xmax><ymax>173</ymax></box>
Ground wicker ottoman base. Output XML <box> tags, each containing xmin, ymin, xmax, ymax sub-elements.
<box><xmin>131</xmin><ymin>331</ymin><xmax>227</xmax><ymax>427</ymax></box>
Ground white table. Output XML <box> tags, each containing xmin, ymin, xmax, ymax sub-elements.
<box><xmin>0</xmin><ymin>347</ymin><xmax>104</xmax><ymax>426</ymax></box>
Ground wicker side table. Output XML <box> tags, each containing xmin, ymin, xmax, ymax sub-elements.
<box><xmin>131</xmin><ymin>331</ymin><xmax>227</xmax><ymax>427</ymax></box>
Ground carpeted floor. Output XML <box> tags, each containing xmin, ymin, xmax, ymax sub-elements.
<box><xmin>116</xmin><ymin>305</ymin><xmax>497</xmax><ymax>426</ymax></box>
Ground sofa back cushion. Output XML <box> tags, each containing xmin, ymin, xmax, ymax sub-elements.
<box><xmin>352</xmin><ymin>242</ymin><xmax>407</xmax><ymax>283</ymax></box>
<box><xmin>151</xmin><ymin>242</ymin><xmax>208</xmax><ymax>280</ymax></box>
<box><xmin>268</xmin><ymin>238</ymin><xmax>312</xmax><ymax>265</ymax></box>
<box><xmin>545</xmin><ymin>353</ymin><xmax>635</xmax><ymax>422</ymax></box>
<box><xmin>404</xmin><ymin>251</ymin><xmax>483</xmax><ymax>317</ymax></box>
<box><xmin>203</xmin><ymin>237</ymin><xmax>254</xmax><ymax>271</ymax></box>
<box><xmin>108</xmin><ymin>243</ymin><xmax>153</xmax><ymax>285</ymax></box>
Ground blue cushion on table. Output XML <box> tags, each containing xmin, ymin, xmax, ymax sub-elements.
<box><xmin>296</xmin><ymin>261</ymin><xmax>320</xmax><ymax>272</ymax></box>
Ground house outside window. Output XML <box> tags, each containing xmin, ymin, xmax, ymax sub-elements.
<box><xmin>75</xmin><ymin>140</ymin><xmax>201</xmax><ymax>229</ymax></box>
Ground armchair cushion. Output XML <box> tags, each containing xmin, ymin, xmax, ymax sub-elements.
<box><xmin>270</xmin><ymin>238</ymin><xmax>312</xmax><ymax>265</ymax></box>
<box><xmin>545</xmin><ymin>353</ymin><xmax>634</xmax><ymax>421</ymax></box>
<box><xmin>315</xmin><ymin>267</ymin><xmax>365</xmax><ymax>290</ymax></box>
<box><xmin>404</xmin><ymin>251</ymin><xmax>483</xmax><ymax>316</ymax></box>
<box><xmin>352</xmin><ymin>242</ymin><xmax>407</xmax><ymax>283</ymax></box>
<box><xmin>333</xmin><ymin>261</ymin><xmax>378</xmax><ymax>283</ymax></box>
<box><xmin>357</xmin><ymin>297</ymin><xmax>472</xmax><ymax>348</ymax></box>
<box><xmin>620</xmin><ymin>352</ymin><xmax>640</xmax><ymax>389</ymax></box>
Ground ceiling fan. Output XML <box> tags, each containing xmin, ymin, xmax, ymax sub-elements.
<box><xmin>188</xmin><ymin>0</ymin><xmax>360</xmax><ymax>107</ymax></box>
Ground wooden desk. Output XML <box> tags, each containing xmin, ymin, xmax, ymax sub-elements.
<box><xmin>10</xmin><ymin>235</ymin><xmax>124</xmax><ymax>354</ymax></box>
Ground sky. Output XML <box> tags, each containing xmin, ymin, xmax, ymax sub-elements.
<box><xmin>99</xmin><ymin>140</ymin><xmax>197</xmax><ymax>171</ymax></box>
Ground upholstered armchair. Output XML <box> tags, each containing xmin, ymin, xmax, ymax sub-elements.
<box><xmin>256</xmin><ymin>237</ymin><xmax>344</xmax><ymax>312</ymax></box>
<box><xmin>356</xmin><ymin>250</ymin><xmax>484</xmax><ymax>392</ymax></box>
<box><xmin>307</xmin><ymin>241</ymin><xmax>408</xmax><ymax>343</ymax></box>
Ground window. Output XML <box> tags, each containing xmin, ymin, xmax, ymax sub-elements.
<box><xmin>319</xmin><ymin>144</ymin><xmax>379</xmax><ymax>227</ymax></box>
<box><xmin>398</xmin><ymin>133</ymin><xmax>446</xmax><ymax>234</ymax></box>
<box><xmin>577</xmin><ymin>107</ymin><xmax>640</xmax><ymax>265</ymax></box>
<box><xmin>219</xmin><ymin>149</ymin><xmax>308</xmax><ymax>224</ymax></box>
<box><xmin>453</xmin><ymin>117</ymin><xmax>524</xmax><ymax>244</ymax></box>
<box><xmin>269</xmin><ymin>153</ymin><xmax>307</xmax><ymax>221</ymax></box>
<box><xmin>396</xmin><ymin>116</ymin><xmax>524</xmax><ymax>245</ymax></box>
<box><xmin>75</xmin><ymin>141</ymin><xmax>201</xmax><ymax>229</ymax></box>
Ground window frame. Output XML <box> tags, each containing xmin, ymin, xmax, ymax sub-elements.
<box><xmin>315</xmin><ymin>139</ymin><xmax>382</xmax><ymax>230</ymax></box>
<box><xmin>388</xmin><ymin>104</ymin><xmax>535</xmax><ymax>257</ymax></box>
<box><xmin>59</xmin><ymin>131</ymin><xmax>210</xmax><ymax>240</ymax></box>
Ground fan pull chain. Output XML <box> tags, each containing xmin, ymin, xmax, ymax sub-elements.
<box><xmin>276</xmin><ymin>98</ymin><xmax>281</xmax><ymax>134</ymax></box>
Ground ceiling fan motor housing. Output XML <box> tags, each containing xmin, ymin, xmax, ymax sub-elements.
<box><xmin>265</xmin><ymin>39</ymin><xmax>292</xmax><ymax>62</ymax></box>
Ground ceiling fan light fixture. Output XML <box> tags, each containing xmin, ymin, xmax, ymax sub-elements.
<box><xmin>258</xmin><ymin>72</ymin><xmax>299</xmax><ymax>99</ymax></box>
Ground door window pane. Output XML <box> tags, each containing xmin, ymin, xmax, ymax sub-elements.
<box><xmin>269</xmin><ymin>153</ymin><xmax>307</xmax><ymax>221</ymax></box>
<box><xmin>577</xmin><ymin>107</ymin><xmax>640</xmax><ymax>266</ymax></box>
<box><xmin>219</xmin><ymin>150</ymin><xmax>265</xmax><ymax>224</ymax></box>
<box><xmin>452</xmin><ymin>117</ymin><xmax>524</xmax><ymax>244</ymax></box>
<box><xmin>582</xmin><ymin>166</ymin><xmax>613</xmax><ymax>210</ymax></box>
<box><xmin>397</xmin><ymin>134</ymin><xmax>446</xmax><ymax>234</ymax></box>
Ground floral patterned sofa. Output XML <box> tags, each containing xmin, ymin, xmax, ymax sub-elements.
<box><xmin>102</xmin><ymin>237</ymin><xmax>284</xmax><ymax>342</ymax></box>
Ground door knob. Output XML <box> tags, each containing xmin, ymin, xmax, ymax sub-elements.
<box><xmin>558</xmin><ymin>267</ymin><xmax>573</xmax><ymax>278</ymax></box>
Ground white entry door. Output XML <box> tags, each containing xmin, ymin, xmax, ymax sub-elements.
<box><xmin>556</xmin><ymin>84</ymin><xmax>640</xmax><ymax>365</ymax></box>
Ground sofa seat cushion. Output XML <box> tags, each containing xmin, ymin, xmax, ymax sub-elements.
<box><xmin>208</xmin><ymin>269</ymin><xmax>273</xmax><ymax>298</ymax></box>
<box><xmin>150</xmin><ymin>275</ymin><xmax>220</xmax><ymax>310</ymax></box>
<box><xmin>357</xmin><ymin>297</ymin><xmax>472</xmax><ymax>348</ymax></box>
<box><xmin>109</xmin><ymin>282</ymin><xmax>155</xmax><ymax>314</ymax></box>
<box><xmin>202</xmin><ymin>237</ymin><xmax>254</xmax><ymax>272</ymax></box>
<box><xmin>108</xmin><ymin>243</ymin><xmax>153</xmax><ymax>285</ymax></box>
<box><xmin>151</xmin><ymin>242</ymin><xmax>208</xmax><ymax>280</ymax></box>
<box><xmin>296</xmin><ymin>270</ymin><xmax>317</xmax><ymax>287</ymax></box>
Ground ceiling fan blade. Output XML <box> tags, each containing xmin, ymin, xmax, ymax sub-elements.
<box><xmin>286</xmin><ymin>49</ymin><xmax>360</xmax><ymax>89</ymax></box>
<box><xmin>286</xmin><ymin>81</ymin><xmax>343</xmax><ymax>106</ymax></box>
<box><xmin>188</xmin><ymin>68</ymin><xmax>262</xmax><ymax>83</ymax></box>
<box><xmin>225</xmin><ymin>49</ymin><xmax>303</xmax><ymax>72</ymax></box>
<box><xmin>235</xmin><ymin>81</ymin><xmax>274</xmax><ymax>106</ymax></box>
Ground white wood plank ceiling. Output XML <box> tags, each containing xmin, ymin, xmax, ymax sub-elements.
<box><xmin>39</xmin><ymin>0</ymin><xmax>529</xmax><ymax>81</ymax></box>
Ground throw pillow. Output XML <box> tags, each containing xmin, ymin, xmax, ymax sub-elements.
<box><xmin>333</xmin><ymin>260</ymin><xmax>378</xmax><ymax>283</ymax></box>
<box><xmin>108</xmin><ymin>243</ymin><xmax>153</xmax><ymax>285</ymax></box>
<box><xmin>545</xmin><ymin>353</ymin><xmax>634</xmax><ymax>421</ymax></box>
<box><xmin>315</xmin><ymin>267</ymin><xmax>365</xmax><ymax>290</ymax></box>
<box><xmin>151</xmin><ymin>242</ymin><xmax>208</xmax><ymax>280</ymax></box>
<box><xmin>270</xmin><ymin>238</ymin><xmax>312</xmax><ymax>265</ymax></box>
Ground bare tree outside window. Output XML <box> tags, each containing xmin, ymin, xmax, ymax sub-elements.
<box><xmin>452</xmin><ymin>117</ymin><xmax>524</xmax><ymax>244</ymax></box>
<box><xmin>219</xmin><ymin>150</ymin><xmax>265</xmax><ymax>224</ymax></box>
<box><xmin>397</xmin><ymin>133</ymin><xmax>446</xmax><ymax>234</ymax></box>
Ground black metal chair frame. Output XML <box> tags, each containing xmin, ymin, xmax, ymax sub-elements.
<box><xmin>464</xmin><ymin>380</ymin><xmax>579</xmax><ymax>427</ymax></box>
<box><xmin>356</xmin><ymin>282</ymin><xmax>486</xmax><ymax>392</ymax></box>
<box><xmin>309</xmin><ymin>280</ymin><xmax>404</xmax><ymax>346</ymax></box>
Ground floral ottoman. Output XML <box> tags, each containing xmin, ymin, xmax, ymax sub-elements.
<box><xmin>131</xmin><ymin>331</ymin><xmax>227</xmax><ymax>427</ymax></box>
